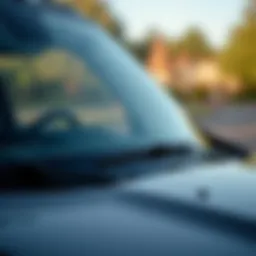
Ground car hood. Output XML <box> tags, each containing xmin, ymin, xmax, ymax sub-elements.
<box><xmin>124</xmin><ymin>159</ymin><xmax>256</xmax><ymax>221</ymax></box>
<box><xmin>0</xmin><ymin>160</ymin><xmax>256</xmax><ymax>256</ymax></box>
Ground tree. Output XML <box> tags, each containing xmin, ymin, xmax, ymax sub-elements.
<box><xmin>51</xmin><ymin>0</ymin><xmax>123</xmax><ymax>38</ymax></box>
<box><xmin>176</xmin><ymin>27</ymin><xmax>214</xmax><ymax>58</ymax></box>
<box><xmin>221</xmin><ymin>0</ymin><xmax>256</xmax><ymax>96</ymax></box>
<box><xmin>128</xmin><ymin>30</ymin><xmax>158</xmax><ymax>62</ymax></box>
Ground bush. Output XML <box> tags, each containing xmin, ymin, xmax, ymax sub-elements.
<box><xmin>193</xmin><ymin>87</ymin><xmax>210</xmax><ymax>101</ymax></box>
<box><xmin>236</xmin><ymin>85</ymin><xmax>256</xmax><ymax>102</ymax></box>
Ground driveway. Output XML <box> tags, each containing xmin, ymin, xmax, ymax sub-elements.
<box><xmin>198</xmin><ymin>104</ymin><xmax>256</xmax><ymax>152</ymax></box>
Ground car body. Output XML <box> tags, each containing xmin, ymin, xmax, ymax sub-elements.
<box><xmin>0</xmin><ymin>1</ymin><xmax>256</xmax><ymax>256</ymax></box>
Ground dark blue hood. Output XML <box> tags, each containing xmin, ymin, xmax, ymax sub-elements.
<box><xmin>0</xmin><ymin>160</ymin><xmax>256</xmax><ymax>256</ymax></box>
<box><xmin>125</xmin><ymin>160</ymin><xmax>256</xmax><ymax>221</ymax></box>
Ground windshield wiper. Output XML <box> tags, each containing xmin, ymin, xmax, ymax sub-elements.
<box><xmin>0</xmin><ymin>145</ymin><xmax>196</xmax><ymax>191</ymax></box>
<box><xmin>100</xmin><ymin>144</ymin><xmax>196</xmax><ymax>168</ymax></box>
<box><xmin>0</xmin><ymin>165</ymin><xmax>114</xmax><ymax>191</ymax></box>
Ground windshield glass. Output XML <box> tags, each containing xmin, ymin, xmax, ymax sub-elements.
<box><xmin>0</xmin><ymin>5</ymin><xmax>201</xmax><ymax>157</ymax></box>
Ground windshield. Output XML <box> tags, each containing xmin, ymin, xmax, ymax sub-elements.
<box><xmin>0</xmin><ymin>5</ymin><xmax>201</xmax><ymax>158</ymax></box>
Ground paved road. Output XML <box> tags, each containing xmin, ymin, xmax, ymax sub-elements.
<box><xmin>198</xmin><ymin>104</ymin><xmax>256</xmax><ymax>152</ymax></box>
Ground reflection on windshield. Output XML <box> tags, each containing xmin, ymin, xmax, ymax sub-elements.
<box><xmin>2</xmin><ymin>49</ymin><xmax>128</xmax><ymax>134</ymax></box>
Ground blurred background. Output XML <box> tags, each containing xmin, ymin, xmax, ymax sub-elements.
<box><xmin>11</xmin><ymin>0</ymin><xmax>256</xmax><ymax>151</ymax></box>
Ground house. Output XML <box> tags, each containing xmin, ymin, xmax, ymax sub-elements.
<box><xmin>146</xmin><ymin>35</ymin><xmax>172</xmax><ymax>86</ymax></box>
<box><xmin>146</xmin><ymin>35</ymin><xmax>241</xmax><ymax>96</ymax></box>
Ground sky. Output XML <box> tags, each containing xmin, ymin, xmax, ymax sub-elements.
<box><xmin>109</xmin><ymin>0</ymin><xmax>245</xmax><ymax>47</ymax></box>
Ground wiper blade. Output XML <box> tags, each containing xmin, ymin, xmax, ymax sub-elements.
<box><xmin>0</xmin><ymin>145</ymin><xmax>195</xmax><ymax>190</ymax></box>
<box><xmin>144</xmin><ymin>144</ymin><xmax>193</xmax><ymax>158</ymax></box>
<box><xmin>100</xmin><ymin>144</ymin><xmax>195</xmax><ymax>167</ymax></box>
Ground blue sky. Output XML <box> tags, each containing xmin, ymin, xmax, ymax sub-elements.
<box><xmin>109</xmin><ymin>0</ymin><xmax>245</xmax><ymax>47</ymax></box>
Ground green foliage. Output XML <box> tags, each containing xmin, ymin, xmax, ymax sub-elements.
<box><xmin>127</xmin><ymin>42</ymin><xmax>147</xmax><ymax>63</ymax></box>
<box><xmin>221</xmin><ymin>23</ymin><xmax>256</xmax><ymax>85</ymax></box>
<box><xmin>15</xmin><ymin>68</ymin><xmax>32</xmax><ymax>88</ymax></box>
<box><xmin>221</xmin><ymin>0</ymin><xmax>256</xmax><ymax>94</ymax></box>
<box><xmin>129</xmin><ymin>27</ymin><xmax>214</xmax><ymax>62</ymax></box>
<box><xmin>128</xmin><ymin>38</ymin><xmax>153</xmax><ymax>63</ymax></box>
<box><xmin>235</xmin><ymin>83</ymin><xmax>256</xmax><ymax>101</ymax></box>
<box><xmin>192</xmin><ymin>87</ymin><xmax>210</xmax><ymax>101</ymax></box>
<box><xmin>175</xmin><ymin>27</ymin><xmax>214</xmax><ymax>58</ymax></box>
<box><xmin>171</xmin><ymin>86</ymin><xmax>210</xmax><ymax>103</ymax></box>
